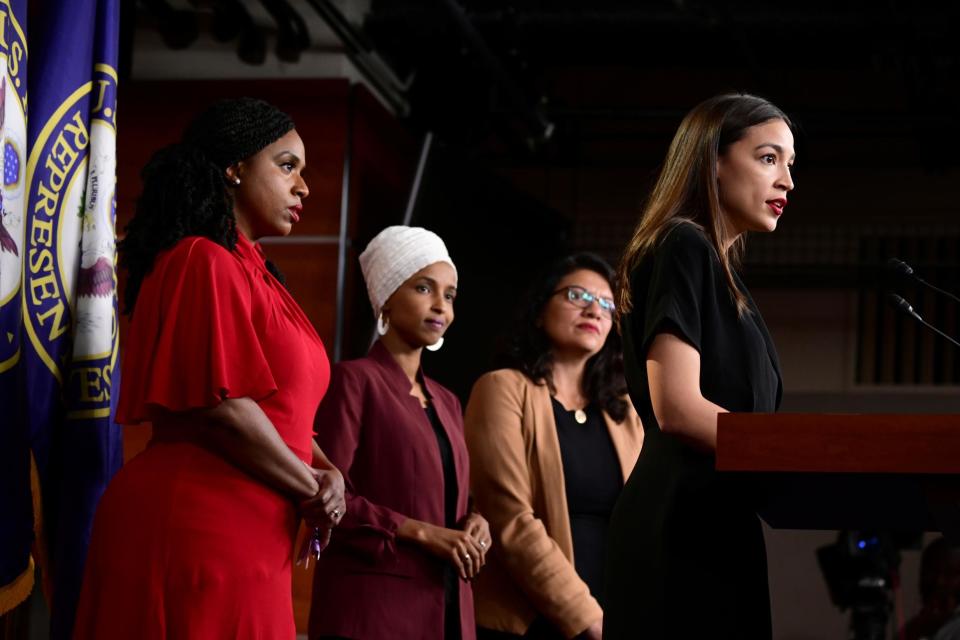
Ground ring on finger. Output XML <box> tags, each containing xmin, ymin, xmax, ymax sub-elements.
<box><xmin>331</xmin><ymin>508</ymin><xmax>341</xmax><ymax>518</ymax></box>
<box><xmin>463</xmin><ymin>552</ymin><xmax>471</xmax><ymax>561</ymax></box>
<box><xmin>479</xmin><ymin>540</ymin><xmax>487</xmax><ymax>549</ymax></box>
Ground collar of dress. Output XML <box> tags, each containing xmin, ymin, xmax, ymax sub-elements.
<box><xmin>233</xmin><ymin>232</ymin><xmax>268</xmax><ymax>272</ymax></box>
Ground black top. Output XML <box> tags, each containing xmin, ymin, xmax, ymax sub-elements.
<box><xmin>425</xmin><ymin>403</ymin><xmax>461</xmax><ymax>640</ymax></box>
<box><xmin>604</xmin><ymin>223</ymin><xmax>782</xmax><ymax>640</ymax></box>
<box><xmin>550</xmin><ymin>398</ymin><xmax>622</xmax><ymax>607</ymax></box>
<box><xmin>426</xmin><ymin>403</ymin><xmax>458</xmax><ymax>529</ymax></box>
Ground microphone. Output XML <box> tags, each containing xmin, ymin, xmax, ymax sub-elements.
<box><xmin>887</xmin><ymin>258</ymin><xmax>960</xmax><ymax>305</ymax></box>
<box><xmin>887</xmin><ymin>293</ymin><xmax>960</xmax><ymax>348</ymax></box>
<box><xmin>887</xmin><ymin>293</ymin><xmax>922</xmax><ymax>322</ymax></box>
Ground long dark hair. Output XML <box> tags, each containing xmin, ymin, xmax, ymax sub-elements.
<box><xmin>616</xmin><ymin>93</ymin><xmax>792</xmax><ymax>317</ymax></box>
<box><xmin>120</xmin><ymin>98</ymin><xmax>293</xmax><ymax>313</ymax></box>
<box><xmin>119</xmin><ymin>144</ymin><xmax>238</xmax><ymax>313</ymax></box>
<box><xmin>500</xmin><ymin>252</ymin><xmax>628</xmax><ymax>423</ymax></box>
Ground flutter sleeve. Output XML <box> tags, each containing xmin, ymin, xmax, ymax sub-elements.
<box><xmin>637</xmin><ymin>222</ymin><xmax>715</xmax><ymax>354</ymax></box>
<box><xmin>116</xmin><ymin>237</ymin><xmax>278</xmax><ymax>424</ymax></box>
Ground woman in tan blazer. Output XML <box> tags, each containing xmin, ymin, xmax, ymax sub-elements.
<box><xmin>465</xmin><ymin>253</ymin><xmax>643</xmax><ymax>640</ymax></box>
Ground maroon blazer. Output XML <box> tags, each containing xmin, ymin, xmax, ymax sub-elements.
<box><xmin>308</xmin><ymin>340</ymin><xmax>476</xmax><ymax>640</ymax></box>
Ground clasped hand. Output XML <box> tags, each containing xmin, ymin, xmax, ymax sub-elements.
<box><xmin>421</xmin><ymin>512</ymin><xmax>492</xmax><ymax>581</ymax></box>
<box><xmin>298</xmin><ymin>466</ymin><xmax>347</xmax><ymax>542</ymax></box>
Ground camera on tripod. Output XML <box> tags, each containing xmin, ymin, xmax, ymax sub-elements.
<box><xmin>818</xmin><ymin>530</ymin><xmax>921</xmax><ymax>640</ymax></box>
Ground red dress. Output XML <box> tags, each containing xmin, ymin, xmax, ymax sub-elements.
<box><xmin>74</xmin><ymin>234</ymin><xmax>329</xmax><ymax>639</ymax></box>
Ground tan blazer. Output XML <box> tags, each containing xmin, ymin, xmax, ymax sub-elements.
<box><xmin>464</xmin><ymin>369</ymin><xmax>643</xmax><ymax>638</ymax></box>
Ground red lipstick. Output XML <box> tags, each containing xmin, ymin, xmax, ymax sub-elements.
<box><xmin>766</xmin><ymin>198</ymin><xmax>786</xmax><ymax>216</ymax></box>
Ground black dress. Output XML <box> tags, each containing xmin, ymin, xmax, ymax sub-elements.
<box><xmin>551</xmin><ymin>398</ymin><xmax>622</xmax><ymax>608</ymax></box>
<box><xmin>604</xmin><ymin>223</ymin><xmax>782</xmax><ymax>640</ymax></box>
<box><xmin>426</xmin><ymin>403</ymin><xmax>462</xmax><ymax>640</ymax></box>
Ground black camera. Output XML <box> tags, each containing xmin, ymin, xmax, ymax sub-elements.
<box><xmin>817</xmin><ymin>530</ymin><xmax>920</xmax><ymax>640</ymax></box>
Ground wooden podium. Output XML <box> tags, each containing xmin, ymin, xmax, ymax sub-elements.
<box><xmin>716</xmin><ymin>414</ymin><xmax>960</xmax><ymax>533</ymax></box>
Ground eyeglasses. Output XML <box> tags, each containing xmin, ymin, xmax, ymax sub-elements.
<box><xmin>554</xmin><ymin>286</ymin><xmax>616</xmax><ymax>315</ymax></box>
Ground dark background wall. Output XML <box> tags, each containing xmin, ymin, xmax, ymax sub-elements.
<box><xmin>108</xmin><ymin>2</ymin><xmax>960</xmax><ymax>637</ymax></box>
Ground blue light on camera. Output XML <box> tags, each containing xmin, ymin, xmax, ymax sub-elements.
<box><xmin>857</xmin><ymin>536</ymin><xmax>880</xmax><ymax>551</ymax></box>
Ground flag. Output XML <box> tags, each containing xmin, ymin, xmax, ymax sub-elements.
<box><xmin>0</xmin><ymin>0</ymin><xmax>32</xmax><ymax>617</ymax></box>
<box><xmin>23</xmin><ymin>0</ymin><xmax>122</xmax><ymax>636</ymax></box>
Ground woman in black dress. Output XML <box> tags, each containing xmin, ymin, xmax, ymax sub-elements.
<box><xmin>605</xmin><ymin>94</ymin><xmax>794</xmax><ymax>639</ymax></box>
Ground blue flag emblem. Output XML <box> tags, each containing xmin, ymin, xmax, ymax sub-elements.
<box><xmin>0</xmin><ymin>0</ymin><xmax>31</xmax><ymax>618</ymax></box>
<box><xmin>21</xmin><ymin>0</ymin><xmax>122</xmax><ymax>636</ymax></box>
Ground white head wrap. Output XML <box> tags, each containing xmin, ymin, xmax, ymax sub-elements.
<box><xmin>358</xmin><ymin>226</ymin><xmax>458</xmax><ymax>317</ymax></box>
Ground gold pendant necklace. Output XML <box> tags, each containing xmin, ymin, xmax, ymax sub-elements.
<box><xmin>574</xmin><ymin>409</ymin><xmax>587</xmax><ymax>424</ymax></box>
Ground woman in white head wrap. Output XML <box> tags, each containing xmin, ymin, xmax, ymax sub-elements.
<box><xmin>309</xmin><ymin>226</ymin><xmax>490</xmax><ymax>640</ymax></box>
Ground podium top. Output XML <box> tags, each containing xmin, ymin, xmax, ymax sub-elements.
<box><xmin>716</xmin><ymin>413</ymin><xmax>960</xmax><ymax>475</ymax></box>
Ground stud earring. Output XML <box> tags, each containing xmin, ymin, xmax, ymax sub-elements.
<box><xmin>233</xmin><ymin>177</ymin><xmax>241</xmax><ymax>185</ymax></box>
<box><xmin>376</xmin><ymin>312</ymin><xmax>389</xmax><ymax>336</ymax></box>
<box><xmin>426</xmin><ymin>337</ymin><xmax>444</xmax><ymax>352</ymax></box>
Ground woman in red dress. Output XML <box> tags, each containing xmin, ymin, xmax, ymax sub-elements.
<box><xmin>74</xmin><ymin>98</ymin><xmax>345</xmax><ymax>639</ymax></box>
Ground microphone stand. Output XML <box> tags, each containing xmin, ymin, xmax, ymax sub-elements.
<box><xmin>887</xmin><ymin>293</ymin><xmax>960</xmax><ymax>348</ymax></box>
<box><xmin>887</xmin><ymin>258</ymin><xmax>960</xmax><ymax>305</ymax></box>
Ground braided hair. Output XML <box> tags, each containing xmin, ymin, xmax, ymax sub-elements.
<box><xmin>120</xmin><ymin>97</ymin><xmax>295</xmax><ymax>312</ymax></box>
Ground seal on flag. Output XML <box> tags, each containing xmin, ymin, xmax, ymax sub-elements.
<box><xmin>68</xmin><ymin>63</ymin><xmax>119</xmax><ymax>419</ymax></box>
<box><xmin>22</xmin><ymin>68</ymin><xmax>119</xmax><ymax>386</ymax></box>
<box><xmin>0</xmin><ymin>0</ymin><xmax>26</xmax><ymax>374</ymax></box>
